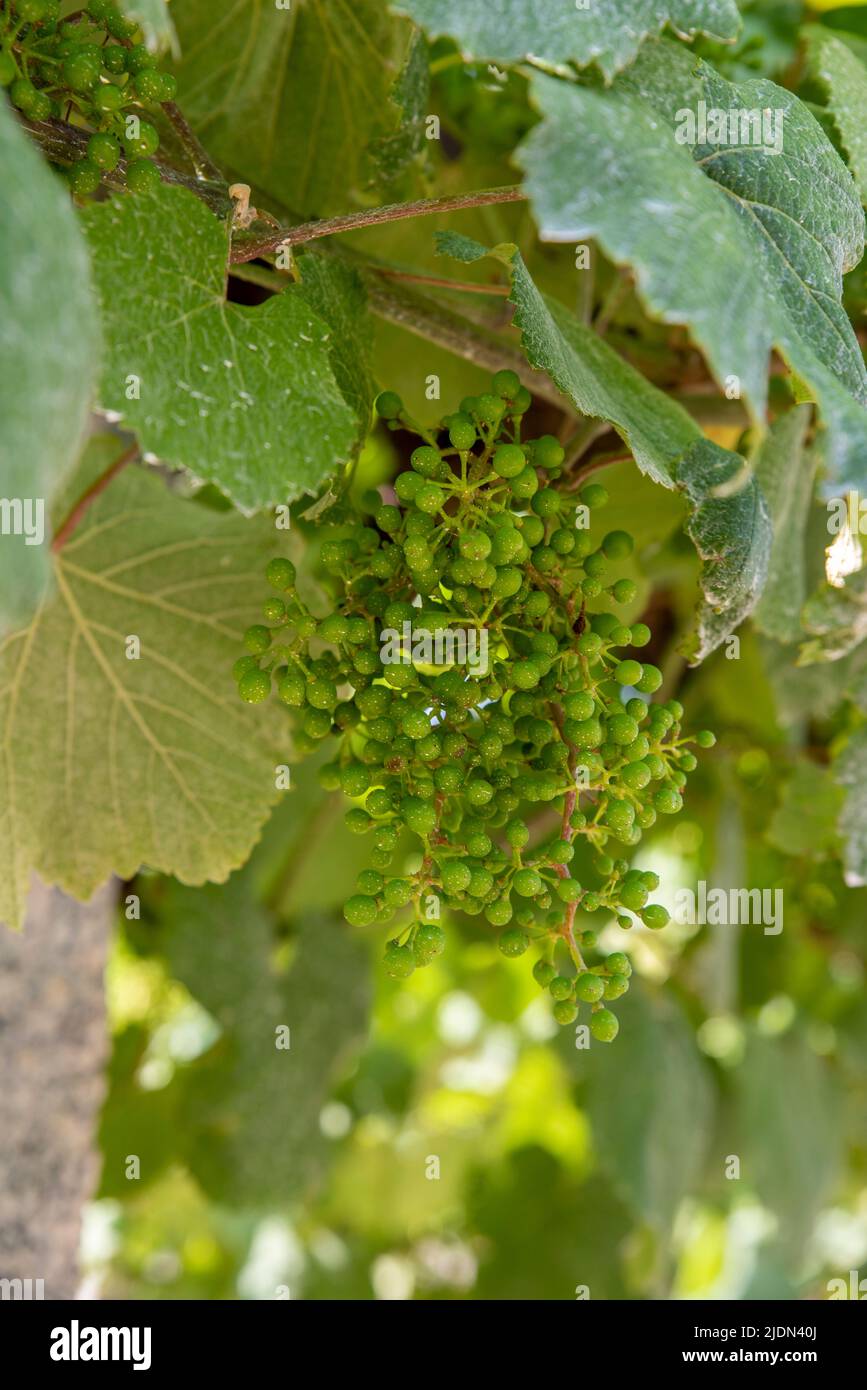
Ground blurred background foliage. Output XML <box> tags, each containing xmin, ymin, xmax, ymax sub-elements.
<box><xmin>81</xmin><ymin>0</ymin><xmax>867</xmax><ymax>1299</ymax></box>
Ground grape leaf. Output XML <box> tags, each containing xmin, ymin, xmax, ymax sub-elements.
<box><xmin>82</xmin><ymin>184</ymin><xmax>362</xmax><ymax>512</ymax></box>
<box><xmin>122</xmin><ymin>0</ymin><xmax>177</xmax><ymax>52</ymax></box>
<box><xmin>799</xmin><ymin>567</ymin><xmax>867</xmax><ymax>664</ymax></box>
<box><xmin>0</xmin><ymin>452</ymin><xmax>290</xmax><ymax>931</ymax></box>
<box><xmin>162</xmin><ymin>875</ymin><xmax>370</xmax><ymax>1205</ymax></box>
<box><xmin>805</xmin><ymin>27</ymin><xmax>867</xmax><ymax>204</ymax></box>
<box><xmin>396</xmin><ymin>0</ymin><xmax>741</xmax><ymax>82</ymax></box>
<box><xmin>834</xmin><ymin>726</ymin><xmax>867</xmax><ymax>885</ymax></box>
<box><xmin>0</xmin><ymin>101</ymin><xmax>100</xmax><ymax>631</ymax></box>
<box><xmin>517</xmin><ymin>44</ymin><xmax>867</xmax><ymax>492</ymax></box>
<box><xmin>753</xmin><ymin>407</ymin><xmax>816</xmax><ymax>644</ymax></box>
<box><xmin>735</xmin><ymin>1029</ymin><xmax>842</xmax><ymax>1260</ymax></box>
<box><xmin>294</xmin><ymin>254</ymin><xmax>376</xmax><ymax>446</ymax></box>
<box><xmin>438</xmin><ymin>233</ymin><xmax>770</xmax><ymax>660</ymax></box>
<box><xmin>170</xmin><ymin>0</ymin><xmax>424</xmax><ymax>215</ymax></box>
<box><xmin>766</xmin><ymin>761</ymin><xmax>844</xmax><ymax>857</ymax></box>
<box><xmin>677</xmin><ymin>440</ymin><xmax>771</xmax><ymax>662</ymax></box>
<box><xmin>576</xmin><ymin>985</ymin><xmax>714</xmax><ymax>1229</ymax></box>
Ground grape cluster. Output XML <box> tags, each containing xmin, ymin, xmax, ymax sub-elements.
<box><xmin>1</xmin><ymin>0</ymin><xmax>173</xmax><ymax>194</ymax></box>
<box><xmin>234</xmin><ymin>375</ymin><xmax>714</xmax><ymax>1041</ymax></box>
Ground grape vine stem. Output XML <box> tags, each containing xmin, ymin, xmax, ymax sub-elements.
<box><xmin>51</xmin><ymin>441</ymin><xmax>139</xmax><ymax>553</ymax></box>
<box><xmin>228</xmin><ymin>185</ymin><xmax>527</xmax><ymax>264</ymax></box>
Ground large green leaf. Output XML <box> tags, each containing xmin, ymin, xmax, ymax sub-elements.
<box><xmin>805</xmin><ymin>26</ymin><xmax>867</xmax><ymax>204</ymax></box>
<box><xmin>517</xmin><ymin>44</ymin><xmax>867</xmax><ymax>491</ymax></box>
<box><xmin>396</xmin><ymin>0</ymin><xmax>741</xmax><ymax>81</ymax></box>
<box><xmin>0</xmin><ymin>452</ymin><xmax>289</xmax><ymax>930</ymax></box>
<box><xmin>736</xmin><ymin>1029</ymin><xmax>841</xmax><ymax>1259</ymax></box>
<box><xmin>753</xmin><ymin>407</ymin><xmax>816</xmax><ymax>644</ymax></box>
<box><xmin>577</xmin><ymin>985</ymin><xmax>714</xmax><ymax>1229</ymax></box>
<box><xmin>800</xmin><ymin>567</ymin><xmax>867</xmax><ymax>663</ymax></box>
<box><xmin>0</xmin><ymin>101</ymin><xmax>100</xmax><ymax>630</ymax></box>
<box><xmin>163</xmin><ymin>875</ymin><xmax>370</xmax><ymax>1205</ymax></box>
<box><xmin>83</xmin><ymin>185</ymin><xmax>363</xmax><ymax>512</ymax></box>
<box><xmin>438</xmin><ymin>233</ymin><xmax>769</xmax><ymax>660</ymax></box>
<box><xmin>171</xmin><ymin>0</ymin><xmax>424</xmax><ymax>215</ymax></box>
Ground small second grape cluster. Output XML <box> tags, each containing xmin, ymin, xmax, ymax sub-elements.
<box><xmin>1</xmin><ymin>0</ymin><xmax>173</xmax><ymax>193</ymax></box>
<box><xmin>234</xmin><ymin>376</ymin><xmax>714</xmax><ymax>1041</ymax></box>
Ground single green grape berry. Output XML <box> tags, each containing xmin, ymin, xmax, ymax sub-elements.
<box><xmin>603</xmin><ymin>973</ymin><xmax>629</xmax><ymax>1000</ymax></box>
<box><xmin>553</xmin><ymin>1000</ymin><xmax>579</xmax><ymax>1026</ymax></box>
<box><xmin>615</xmin><ymin>660</ymin><xmax>643</xmax><ymax>687</ymax></box>
<box><xmin>580</xmin><ymin>483</ymin><xmax>608</xmax><ymax>509</ymax></box>
<box><xmin>356</xmin><ymin>869</ymin><xmax>384</xmax><ymax>896</ymax></box>
<box><xmin>126</xmin><ymin>158</ymin><xmax>161</xmax><ymax>192</ymax></box>
<box><xmin>243</xmin><ymin>624</ymin><xmax>271</xmax><ymax>655</ymax></box>
<box><xmin>492</xmin><ymin>443</ymin><xmax>526</xmax><ymax>479</ymax></box>
<box><xmin>375</xmin><ymin>389</ymin><xmax>402</xmax><ymax>419</ymax></box>
<box><xmin>606</xmin><ymin>951</ymin><xmax>632</xmax><ymax>977</ymax></box>
<box><xmin>87</xmin><ymin>131</ymin><xmax>121</xmax><ymax>171</ymax></box>
<box><xmin>629</xmin><ymin>622</ymin><xmax>651</xmax><ymax>647</ymax></box>
<box><xmin>265</xmin><ymin>557</ymin><xmax>295</xmax><ymax>590</ymax></box>
<box><xmin>601</xmin><ymin>530</ymin><xmax>634</xmax><ymax>560</ymax></box>
<box><xmin>101</xmin><ymin>45</ymin><xmax>128</xmax><ymax>75</ymax></box>
<box><xmin>499</xmin><ymin>928</ymin><xmax>529</xmax><ymax>958</ymax></box>
<box><xmin>549</xmin><ymin>975</ymin><xmax>573</xmax><ymax>1001</ymax></box>
<box><xmin>533</xmin><ymin>435</ymin><xmax>565</xmax><ymax>470</ymax></box>
<box><xmin>67</xmin><ymin>158</ymin><xmax>102</xmax><ymax>195</ymax></box>
<box><xmin>344</xmin><ymin>894</ymin><xmax>378</xmax><ymax>927</ymax></box>
<box><xmin>492</xmin><ymin>368</ymin><xmax>521</xmax><ymax>398</ymax></box>
<box><xmin>449</xmin><ymin>414</ymin><xmax>476</xmax><ymax>450</ymax></box>
<box><xmin>696</xmin><ymin>729</ymin><xmax>716</xmax><ymax>748</ymax></box>
<box><xmin>442</xmin><ymin>861</ymin><xmax>472</xmax><ymax>895</ymax></box>
<box><xmin>124</xmin><ymin>119</ymin><xmax>159</xmax><ymax>157</ymax></box>
<box><xmin>415</xmin><ymin>483</ymin><xmax>444</xmax><ymax>515</ymax></box>
<box><xmin>238</xmin><ymin>668</ymin><xmax>270</xmax><ymax>704</ymax></box>
<box><xmin>10</xmin><ymin>78</ymin><xmax>39</xmax><ymax>113</ymax></box>
<box><xmin>106</xmin><ymin>7</ymin><xmax>138</xmax><ymax>38</ymax></box>
<box><xmin>383</xmin><ymin>878</ymin><xmax>413</xmax><ymax>908</ymax></box>
<box><xmin>654</xmin><ymin>787</ymin><xmax>682</xmax><ymax>815</ymax></box>
<box><xmin>533</xmin><ymin>959</ymin><xmax>557</xmax><ymax>988</ymax></box>
<box><xmin>556</xmin><ymin>877</ymin><xmax>581</xmax><ymax>903</ymax></box>
<box><xmin>636</xmin><ymin>664</ymin><xmax>663</xmax><ymax>694</ymax></box>
<box><xmin>641</xmin><ymin>904</ymin><xmax>670</xmax><ymax>930</ymax></box>
<box><xmin>414</xmin><ymin>922</ymin><xmax>446</xmax><ymax>965</ymax></box>
<box><xmin>485</xmin><ymin>898</ymin><xmax>512</xmax><ymax>927</ymax></box>
<box><xmin>563</xmin><ymin>691</ymin><xmax>594</xmax><ymax>721</ymax></box>
<box><xmin>608</xmin><ymin>714</ymin><xmax>640</xmax><ymax>746</ymax></box>
<box><xmin>590</xmin><ymin>1009</ymin><xmax>619</xmax><ymax>1042</ymax></box>
<box><xmin>125</xmin><ymin>43</ymin><xmax>158</xmax><ymax>75</ymax></box>
<box><xmin>233</xmin><ymin>654</ymin><xmax>258</xmax><ymax>681</ymax></box>
<box><xmin>513</xmin><ymin>867</ymin><xmax>542</xmax><ymax>898</ymax></box>
<box><xmin>612</xmin><ymin>578</ymin><xmax>638</xmax><ymax>605</ymax></box>
<box><xmin>575</xmin><ymin>972</ymin><xmax>605</xmax><ymax>1003</ymax></box>
<box><xmin>384</xmin><ymin>943</ymin><xmax>415</xmax><ymax>977</ymax></box>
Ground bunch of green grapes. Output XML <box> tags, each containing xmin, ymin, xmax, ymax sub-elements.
<box><xmin>234</xmin><ymin>375</ymin><xmax>715</xmax><ymax>1042</ymax></box>
<box><xmin>1</xmin><ymin>0</ymin><xmax>173</xmax><ymax>193</ymax></box>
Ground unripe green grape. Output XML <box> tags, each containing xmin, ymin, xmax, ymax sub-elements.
<box><xmin>513</xmin><ymin>867</ymin><xmax>542</xmax><ymax>897</ymax></box>
<box><xmin>556</xmin><ymin>877</ymin><xmax>581</xmax><ymax>903</ymax></box>
<box><xmin>553</xmin><ymin>999</ymin><xmax>578</xmax><ymax>1026</ymax></box>
<box><xmin>590</xmin><ymin>1009</ymin><xmax>619</xmax><ymax>1042</ymax></box>
<box><xmin>492</xmin><ymin>443</ymin><xmax>525</xmax><ymax>478</ymax></box>
<box><xmin>696</xmin><ymin>729</ymin><xmax>716</xmax><ymax>748</ymax></box>
<box><xmin>641</xmin><ymin>904</ymin><xmax>670</xmax><ymax>930</ymax></box>
<box><xmin>533</xmin><ymin>959</ymin><xmax>556</xmax><ymax>988</ymax></box>
<box><xmin>375</xmin><ymin>390</ymin><xmax>402</xmax><ymax>418</ymax></box>
<box><xmin>238</xmin><ymin>669</ymin><xmax>270</xmax><ymax>703</ymax></box>
<box><xmin>67</xmin><ymin>157</ymin><xmax>102</xmax><ymax>195</ymax></box>
<box><xmin>575</xmin><ymin>972</ymin><xmax>605</xmax><ymax>1003</ymax></box>
<box><xmin>126</xmin><ymin>157</ymin><xmax>161</xmax><ymax>192</ymax></box>
<box><xmin>499</xmin><ymin>928</ymin><xmax>529</xmax><ymax>958</ymax></box>
<box><xmin>549</xmin><ymin>975</ymin><xmax>573</xmax><ymax>1001</ymax></box>
<box><xmin>449</xmin><ymin>414</ymin><xmax>476</xmax><ymax>450</ymax></box>
<box><xmin>580</xmin><ymin>483</ymin><xmax>608</xmax><ymax>509</ymax></box>
<box><xmin>384</xmin><ymin>944</ymin><xmax>415</xmax><ymax>978</ymax></box>
<box><xmin>486</xmin><ymin>897</ymin><xmax>512</xmax><ymax>926</ymax></box>
<box><xmin>344</xmin><ymin>894</ymin><xmax>378</xmax><ymax>926</ymax></box>
<box><xmin>414</xmin><ymin>922</ymin><xmax>446</xmax><ymax>964</ymax></box>
<box><xmin>492</xmin><ymin>368</ymin><xmax>521</xmax><ymax>398</ymax></box>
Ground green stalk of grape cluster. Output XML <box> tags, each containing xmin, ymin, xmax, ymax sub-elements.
<box><xmin>1</xmin><ymin>0</ymin><xmax>173</xmax><ymax>193</ymax></box>
<box><xmin>234</xmin><ymin>375</ymin><xmax>715</xmax><ymax>1042</ymax></box>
